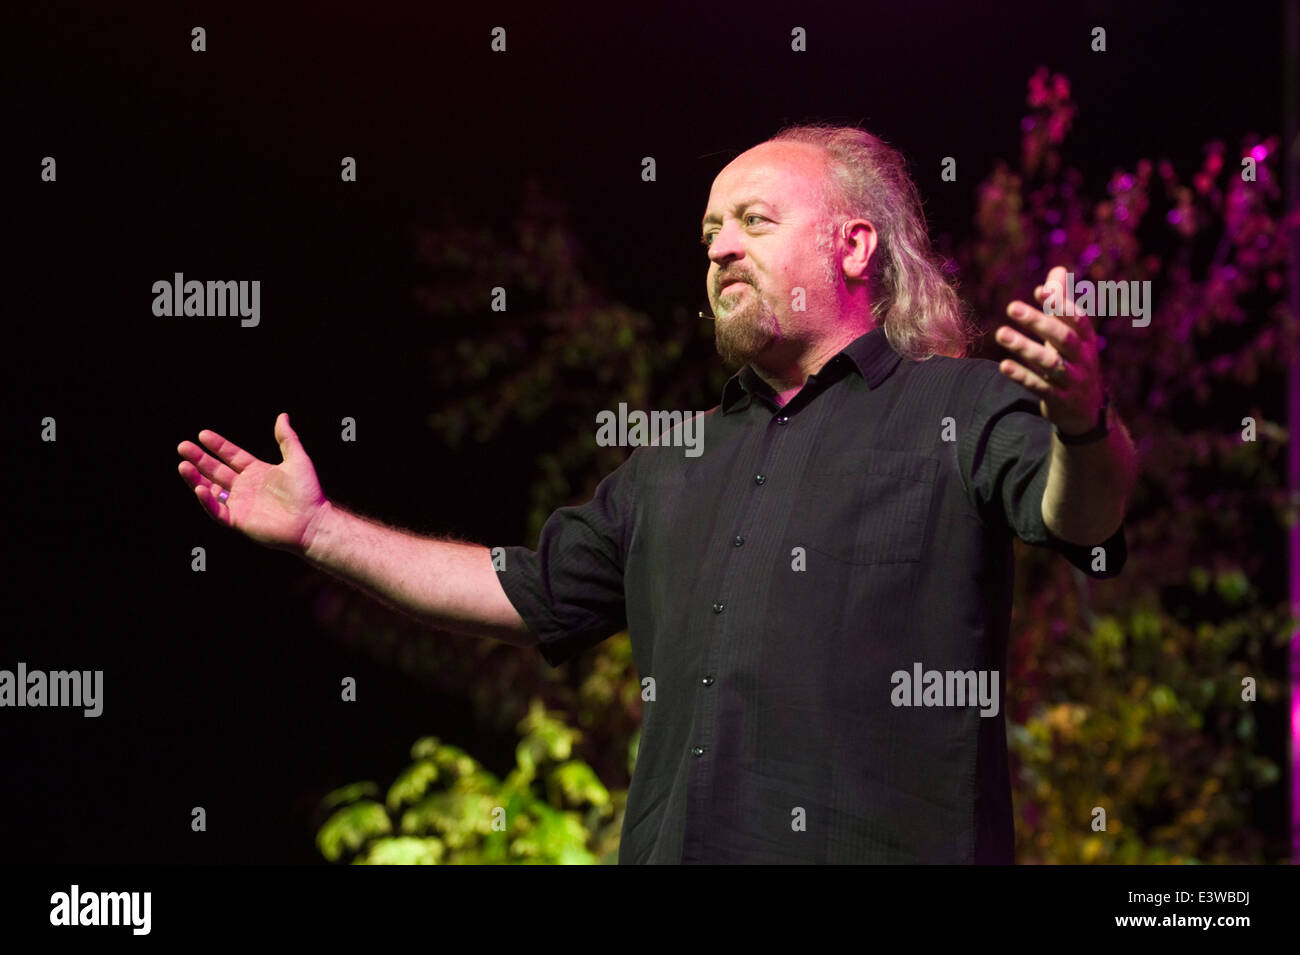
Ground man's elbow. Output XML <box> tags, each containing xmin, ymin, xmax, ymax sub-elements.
<box><xmin>1043</xmin><ymin>504</ymin><xmax>1126</xmax><ymax>547</ymax></box>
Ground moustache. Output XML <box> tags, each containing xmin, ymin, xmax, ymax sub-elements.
<box><xmin>700</xmin><ymin>279</ymin><xmax>752</xmax><ymax>320</ymax></box>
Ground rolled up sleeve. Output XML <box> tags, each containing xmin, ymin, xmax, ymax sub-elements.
<box><xmin>493</xmin><ymin>451</ymin><xmax>637</xmax><ymax>666</ymax></box>
<box><xmin>959</xmin><ymin>365</ymin><xmax>1127</xmax><ymax>579</ymax></box>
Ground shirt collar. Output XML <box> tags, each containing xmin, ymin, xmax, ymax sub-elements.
<box><xmin>719</xmin><ymin>325</ymin><xmax>902</xmax><ymax>414</ymax></box>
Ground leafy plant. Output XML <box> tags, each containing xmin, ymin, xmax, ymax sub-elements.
<box><xmin>318</xmin><ymin>700</ymin><xmax>627</xmax><ymax>864</ymax></box>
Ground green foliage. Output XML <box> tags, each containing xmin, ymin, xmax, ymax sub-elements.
<box><xmin>317</xmin><ymin>700</ymin><xmax>626</xmax><ymax>864</ymax></box>
<box><xmin>316</xmin><ymin>800</ymin><xmax>392</xmax><ymax>862</ymax></box>
<box><xmin>1009</xmin><ymin>597</ymin><xmax>1289</xmax><ymax>862</ymax></box>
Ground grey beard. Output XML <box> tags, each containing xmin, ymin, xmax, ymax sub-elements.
<box><xmin>714</xmin><ymin>285</ymin><xmax>781</xmax><ymax>367</ymax></box>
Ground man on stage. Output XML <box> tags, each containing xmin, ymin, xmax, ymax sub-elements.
<box><xmin>177</xmin><ymin>123</ymin><xmax>1138</xmax><ymax>863</ymax></box>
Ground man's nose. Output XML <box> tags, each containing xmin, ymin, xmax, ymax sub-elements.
<box><xmin>707</xmin><ymin>221</ymin><xmax>745</xmax><ymax>265</ymax></box>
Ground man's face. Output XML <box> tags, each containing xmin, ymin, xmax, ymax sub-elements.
<box><xmin>701</xmin><ymin>141</ymin><xmax>839</xmax><ymax>367</ymax></box>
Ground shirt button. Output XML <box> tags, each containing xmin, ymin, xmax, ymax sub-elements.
<box><xmin>733</xmin><ymin>535</ymin><xmax>744</xmax><ymax>547</ymax></box>
<box><xmin>775</xmin><ymin>415</ymin><xmax>789</xmax><ymax>425</ymax></box>
<box><xmin>701</xmin><ymin>675</ymin><xmax>715</xmax><ymax>686</ymax></box>
<box><xmin>754</xmin><ymin>474</ymin><xmax>766</xmax><ymax>485</ymax></box>
<box><xmin>712</xmin><ymin>601</ymin><xmax>725</xmax><ymax>614</ymax></box>
<box><xmin>691</xmin><ymin>746</ymin><xmax>705</xmax><ymax>757</ymax></box>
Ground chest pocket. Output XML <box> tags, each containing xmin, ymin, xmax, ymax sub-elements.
<box><xmin>789</xmin><ymin>449</ymin><xmax>938</xmax><ymax>565</ymax></box>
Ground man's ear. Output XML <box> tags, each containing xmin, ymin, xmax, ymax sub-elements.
<box><xmin>840</xmin><ymin>220</ymin><xmax>878</xmax><ymax>282</ymax></box>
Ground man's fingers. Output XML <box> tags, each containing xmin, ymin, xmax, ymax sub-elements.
<box><xmin>177</xmin><ymin>440</ymin><xmax>240</xmax><ymax>487</ymax></box>
<box><xmin>179</xmin><ymin>459</ymin><xmax>232</xmax><ymax>525</ymax></box>
<box><xmin>995</xmin><ymin>324</ymin><xmax>1063</xmax><ymax>374</ymax></box>
<box><xmin>192</xmin><ymin>482</ymin><xmax>231</xmax><ymax>525</ymax></box>
<box><xmin>178</xmin><ymin>459</ymin><xmax>223</xmax><ymax>493</ymax></box>
<box><xmin>1041</xmin><ymin>263</ymin><xmax>1076</xmax><ymax>317</ymax></box>
<box><xmin>1039</xmin><ymin>265</ymin><xmax>1099</xmax><ymax>343</ymax></box>
<box><xmin>179</xmin><ymin>461</ymin><xmax>231</xmax><ymax>520</ymax></box>
<box><xmin>998</xmin><ymin>357</ymin><xmax>1052</xmax><ymax>396</ymax></box>
<box><xmin>1004</xmin><ymin>302</ymin><xmax>1084</xmax><ymax>360</ymax></box>
<box><xmin>178</xmin><ymin>459</ymin><xmax>207</xmax><ymax>490</ymax></box>
<box><xmin>1046</xmin><ymin>265</ymin><xmax>1070</xmax><ymax>305</ymax></box>
<box><xmin>274</xmin><ymin>412</ymin><xmax>300</xmax><ymax>461</ymax></box>
<box><xmin>197</xmin><ymin>429</ymin><xmax>259</xmax><ymax>471</ymax></box>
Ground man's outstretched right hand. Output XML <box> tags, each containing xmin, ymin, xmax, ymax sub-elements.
<box><xmin>177</xmin><ymin>412</ymin><xmax>328</xmax><ymax>554</ymax></box>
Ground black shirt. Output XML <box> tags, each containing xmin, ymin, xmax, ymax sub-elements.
<box><xmin>496</xmin><ymin>326</ymin><xmax>1126</xmax><ymax>863</ymax></box>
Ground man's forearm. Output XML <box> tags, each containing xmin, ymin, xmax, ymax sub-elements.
<box><xmin>299</xmin><ymin>500</ymin><xmax>535</xmax><ymax>647</ymax></box>
<box><xmin>1041</xmin><ymin>411</ymin><xmax>1139</xmax><ymax>546</ymax></box>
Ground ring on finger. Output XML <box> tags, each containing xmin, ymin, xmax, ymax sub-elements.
<box><xmin>1044</xmin><ymin>353</ymin><xmax>1070</xmax><ymax>387</ymax></box>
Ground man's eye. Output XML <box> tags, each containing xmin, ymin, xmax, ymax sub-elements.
<box><xmin>700</xmin><ymin>216</ymin><xmax>766</xmax><ymax>248</ymax></box>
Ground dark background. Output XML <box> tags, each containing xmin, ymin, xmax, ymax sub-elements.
<box><xmin>6</xmin><ymin>1</ymin><xmax>1284</xmax><ymax>862</ymax></box>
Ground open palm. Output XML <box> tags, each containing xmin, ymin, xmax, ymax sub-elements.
<box><xmin>177</xmin><ymin>413</ymin><xmax>326</xmax><ymax>553</ymax></box>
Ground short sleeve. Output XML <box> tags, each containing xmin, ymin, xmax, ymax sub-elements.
<box><xmin>958</xmin><ymin>364</ymin><xmax>1127</xmax><ymax>579</ymax></box>
<box><xmin>493</xmin><ymin>451</ymin><xmax>637</xmax><ymax>666</ymax></box>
